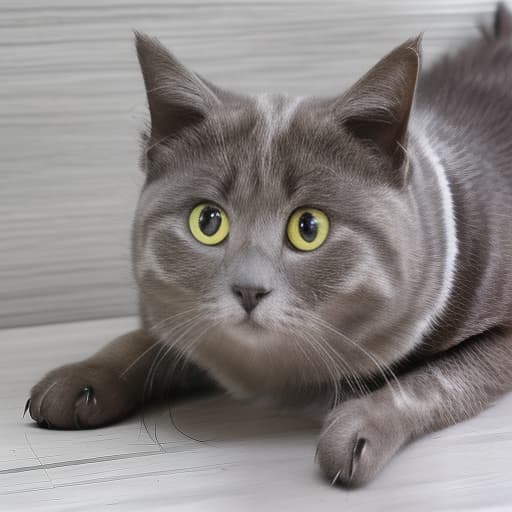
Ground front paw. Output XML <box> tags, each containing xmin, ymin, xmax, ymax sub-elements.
<box><xmin>316</xmin><ymin>392</ymin><xmax>408</xmax><ymax>487</ymax></box>
<box><xmin>28</xmin><ymin>362</ymin><xmax>138</xmax><ymax>429</ymax></box>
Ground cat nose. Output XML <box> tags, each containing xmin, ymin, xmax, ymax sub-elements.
<box><xmin>231</xmin><ymin>285</ymin><xmax>272</xmax><ymax>314</ymax></box>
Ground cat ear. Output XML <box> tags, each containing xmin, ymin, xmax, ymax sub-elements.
<box><xmin>134</xmin><ymin>31</ymin><xmax>219</xmax><ymax>139</ymax></box>
<box><xmin>337</xmin><ymin>36</ymin><xmax>421</xmax><ymax>184</ymax></box>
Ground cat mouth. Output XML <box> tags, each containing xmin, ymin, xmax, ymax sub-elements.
<box><xmin>236</xmin><ymin>316</ymin><xmax>262</xmax><ymax>330</ymax></box>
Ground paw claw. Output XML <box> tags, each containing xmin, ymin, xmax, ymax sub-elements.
<box><xmin>349</xmin><ymin>437</ymin><xmax>367</xmax><ymax>481</ymax></box>
<box><xmin>23</xmin><ymin>398</ymin><xmax>31</xmax><ymax>418</ymax></box>
<box><xmin>330</xmin><ymin>469</ymin><xmax>342</xmax><ymax>487</ymax></box>
<box><xmin>73</xmin><ymin>387</ymin><xmax>96</xmax><ymax>429</ymax></box>
<box><xmin>80</xmin><ymin>386</ymin><xmax>95</xmax><ymax>406</ymax></box>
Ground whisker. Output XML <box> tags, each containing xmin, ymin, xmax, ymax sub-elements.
<box><xmin>304</xmin><ymin>321</ymin><xmax>371</xmax><ymax>400</ymax></box>
<box><xmin>283</xmin><ymin>313</ymin><xmax>371</xmax><ymax>403</ymax></box>
<box><xmin>150</xmin><ymin>306</ymin><xmax>202</xmax><ymax>334</ymax></box>
<box><xmin>144</xmin><ymin>311</ymin><xmax>208</xmax><ymax>398</ymax></box>
<box><xmin>120</xmin><ymin>341</ymin><xmax>160</xmax><ymax>379</ymax></box>
<box><xmin>302</xmin><ymin>311</ymin><xmax>406</xmax><ymax>403</ymax></box>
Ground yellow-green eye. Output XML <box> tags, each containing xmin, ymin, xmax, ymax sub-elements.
<box><xmin>287</xmin><ymin>208</ymin><xmax>329</xmax><ymax>251</ymax></box>
<box><xmin>189</xmin><ymin>203</ymin><xmax>229</xmax><ymax>245</ymax></box>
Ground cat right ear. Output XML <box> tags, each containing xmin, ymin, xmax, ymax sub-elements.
<box><xmin>134</xmin><ymin>31</ymin><xmax>219</xmax><ymax>140</ymax></box>
<box><xmin>335</xmin><ymin>36</ymin><xmax>421</xmax><ymax>186</ymax></box>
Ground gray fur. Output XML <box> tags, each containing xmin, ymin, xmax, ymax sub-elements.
<box><xmin>30</xmin><ymin>3</ymin><xmax>512</xmax><ymax>487</ymax></box>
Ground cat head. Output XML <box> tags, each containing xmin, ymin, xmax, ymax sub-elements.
<box><xmin>132</xmin><ymin>33</ymin><xmax>422</xmax><ymax>396</ymax></box>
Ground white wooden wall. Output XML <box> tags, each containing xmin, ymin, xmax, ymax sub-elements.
<box><xmin>0</xmin><ymin>0</ymin><xmax>500</xmax><ymax>328</ymax></box>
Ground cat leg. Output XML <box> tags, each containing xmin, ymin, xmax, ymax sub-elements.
<box><xmin>28</xmin><ymin>329</ymin><xmax>214</xmax><ymax>429</ymax></box>
<box><xmin>316</xmin><ymin>328</ymin><xmax>512</xmax><ymax>487</ymax></box>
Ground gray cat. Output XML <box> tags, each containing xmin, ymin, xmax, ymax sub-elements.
<box><xmin>28</xmin><ymin>3</ymin><xmax>512</xmax><ymax>487</ymax></box>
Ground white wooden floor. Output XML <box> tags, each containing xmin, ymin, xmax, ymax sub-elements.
<box><xmin>1</xmin><ymin>317</ymin><xmax>512</xmax><ymax>511</ymax></box>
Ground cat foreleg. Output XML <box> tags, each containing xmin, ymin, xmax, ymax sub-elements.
<box><xmin>28</xmin><ymin>329</ymin><xmax>214</xmax><ymax>428</ymax></box>
<box><xmin>316</xmin><ymin>328</ymin><xmax>512</xmax><ymax>486</ymax></box>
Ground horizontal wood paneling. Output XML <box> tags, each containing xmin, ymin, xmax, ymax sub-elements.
<box><xmin>0</xmin><ymin>0</ymin><xmax>501</xmax><ymax>327</ymax></box>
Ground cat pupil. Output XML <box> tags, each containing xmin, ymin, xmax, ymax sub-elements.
<box><xmin>199</xmin><ymin>206</ymin><xmax>221</xmax><ymax>236</ymax></box>
<box><xmin>298</xmin><ymin>212</ymin><xmax>318</xmax><ymax>242</ymax></box>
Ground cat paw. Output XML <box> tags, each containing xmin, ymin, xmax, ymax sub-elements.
<box><xmin>28</xmin><ymin>362</ymin><xmax>137</xmax><ymax>429</ymax></box>
<box><xmin>316</xmin><ymin>393</ymin><xmax>407</xmax><ymax>487</ymax></box>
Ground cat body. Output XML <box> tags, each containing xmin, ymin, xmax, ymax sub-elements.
<box><xmin>29</xmin><ymin>3</ymin><xmax>512</xmax><ymax>486</ymax></box>
<box><xmin>414</xmin><ymin>41</ymin><xmax>512</xmax><ymax>351</ymax></box>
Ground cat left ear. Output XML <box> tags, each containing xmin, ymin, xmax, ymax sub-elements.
<box><xmin>134</xmin><ymin>31</ymin><xmax>219</xmax><ymax>140</ymax></box>
<box><xmin>337</xmin><ymin>36</ymin><xmax>422</xmax><ymax>185</ymax></box>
